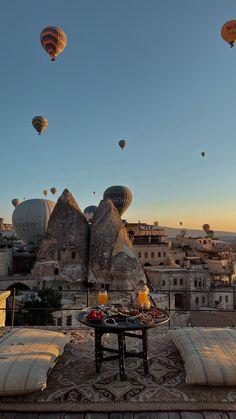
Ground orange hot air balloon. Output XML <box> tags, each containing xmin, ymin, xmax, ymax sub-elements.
<box><xmin>40</xmin><ymin>26</ymin><xmax>67</xmax><ymax>61</ymax></box>
<box><xmin>221</xmin><ymin>20</ymin><xmax>236</xmax><ymax>47</ymax></box>
<box><xmin>43</xmin><ymin>190</ymin><xmax>48</xmax><ymax>197</ymax></box>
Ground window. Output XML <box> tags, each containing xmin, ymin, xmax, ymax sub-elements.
<box><xmin>57</xmin><ymin>318</ymin><xmax>62</xmax><ymax>326</ymax></box>
<box><xmin>225</xmin><ymin>295</ymin><xmax>228</xmax><ymax>303</ymax></box>
<box><xmin>194</xmin><ymin>280</ymin><xmax>197</xmax><ymax>288</ymax></box>
<box><xmin>158</xmin><ymin>252</ymin><xmax>161</xmax><ymax>257</ymax></box>
<box><xmin>180</xmin><ymin>278</ymin><xmax>183</xmax><ymax>285</ymax></box>
<box><xmin>199</xmin><ymin>281</ymin><xmax>202</xmax><ymax>287</ymax></box>
<box><xmin>66</xmin><ymin>315</ymin><xmax>72</xmax><ymax>326</ymax></box>
<box><xmin>196</xmin><ymin>297</ymin><xmax>199</xmax><ymax>305</ymax></box>
<box><xmin>163</xmin><ymin>252</ymin><xmax>166</xmax><ymax>257</ymax></box>
<box><xmin>58</xmin><ymin>286</ymin><xmax>62</xmax><ymax>291</ymax></box>
<box><xmin>144</xmin><ymin>252</ymin><xmax>148</xmax><ymax>258</ymax></box>
<box><xmin>202</xmin><ymin>296</ymin><xmax>205</xmax><ymax>304</ymax></box>
<box><xmin>219</xmin><ymin>296</ymin><xmax>222</xmax><ymax>302</ymax></box>
<box><xmin>54</xmin><ymin>268</ymin><xmax>59</xmax><ymax>275</ymax></box>
<box><xmin>203</xmin><ymin>240</ymin><xmax>206</xmax><ymax>245</ymax></box>
<box><xmin>151</xmin><ymin>252</ymin><xmax>155</xmax><ymax>258</ymax></box>
<box><xmin>138</xmin><ymin>252</ymin><xmax>141</xmax><ymax>258</ymax></box>
<box><xmin>71</xmin><ymin>252</ymin><xmax>76</xmax><ymax>259</ymax></box>
<box><xmin>174</xmin><ymin>278</ymin><xmax>177</xmax><ymax>286</ymax></box>
<box><xmin>162</xmin><ymin>280</ymin><xmax>165</xmax><ymax>286</ymax></box>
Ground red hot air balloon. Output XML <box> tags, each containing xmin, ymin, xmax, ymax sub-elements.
<box><xmin>202</xmin><ymin>224</ymin><xmax>210</xmax><ymax>232</ymax></box>
<box><xmin>40</xmin><ymin>26</ymin><xmax>67</xmax><ymax>61</ymax></box>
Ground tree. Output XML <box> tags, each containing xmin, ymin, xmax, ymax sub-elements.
<box><xmin>19</xmin><ymin>288</ymin><xmax>62</xmax><ymax>326</ymax></box>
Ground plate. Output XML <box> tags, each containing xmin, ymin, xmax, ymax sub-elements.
<box><xmin>104</xmin><ymin>317</ymin><xmax>118</xmax><ymax>326</ymax></box>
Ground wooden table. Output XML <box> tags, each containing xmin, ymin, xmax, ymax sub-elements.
<box><xmin>77</xmin><ymin>306</ymin><xmax>169</xmax><ymax>381</ymax></box>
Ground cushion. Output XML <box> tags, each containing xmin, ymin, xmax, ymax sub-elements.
<box><xmin>0</xmin><ymin>328</ymin><xmax>70</xmax><ymax>395</ymax></box>
<box><xmin>171</xmin><ymin>328</ymin><xmax>236</xmax><ymax>386</ymax></box>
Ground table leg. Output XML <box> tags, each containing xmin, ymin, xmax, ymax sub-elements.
<box><xmin>95</xmin><ymin>328</ymin><xmax>102</xmax><ymax>373</ymax></box>
<box><xmin>142</xmin><ymin>329</ymin><xmax>149</xmax><ymax>374</ymax></box>
<box><xmin>117</xmin><ymin>331</ymin><xmax>126</xmax><ymax>381</ymax></box>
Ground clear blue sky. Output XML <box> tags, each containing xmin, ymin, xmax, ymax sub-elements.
<box><xmin>1</xmin><ymin>0</ymin><xmax>236</xmax><ymax>231</ymax></box>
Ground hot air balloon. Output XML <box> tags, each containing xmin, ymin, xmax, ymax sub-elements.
<box><xmin>83</xmin><ymin>205</ymin><xmax>97</xmax><ymax>223</ymax></box>
<box><xmin>93</xmin><ymin>191</ymin><xmax>96</xmax><ymax>195</ymax></box>
<box><xmin>12</xmin><ymin>199</ymin><xmax>55</xmax><ymax>245</ymax></box>
<box><xmin>119</xmin><ymin>139</ymin><xmax>127</xmax><ymax>150</ymax></box>
<box><xmin>154</xmin><ymin>221</ymin><xmax>159</xmax><ymax>227</ymax></box>
<box><xmin>181</xmin><ymin>229</ymin><xmax>186</xmax><ymax>237</ymax></box>
<box><xmin>32</xmin><ymin>116</ymin><xmax>48</xmax><ymax>135</ymax></box>
<box><xmin>206</xmin><ymin>229</ymin><xmax>214</xmax><ymax>239</ymax></box>
<box><xmin>103</xmin><ymin>185</ymin><xmax>132</xmax><ymax>216</ymax></box>
<box><xmin>50</xmin><ymin>187</ymin><xmax>57</xmax><ymax>195</ymax></box>
<box><xmin>201</xmin><ymin>152</ymin><xmax>205</xmax><ymax>157</ymax></box>
<box><xmin>43</xmin><ymin>190</ymin><xmax>48</xmax><ymax>196</ymax></box>
<box><xmin>12</xmin><ymin>199</ymin><xmax>20</xmax><ymax>208</ymax></box>
<box><xmin>202</xmin><ymin>224</ymin><xmax>210</xmax><ymax>232</ymax></box>
<box><xmin>40</xmin><ymin>26</ymin><xmax>67</xmax><ymax>61</ymax></box>
<box><xmin>221</xmin><ymin>20</ymin><xmax>236</xmax><ymax>47</ymax></box>
<box><xmin>179</xmin><ymin>221</ymin><xmax>183</xmax><ymax>226</ymax></box>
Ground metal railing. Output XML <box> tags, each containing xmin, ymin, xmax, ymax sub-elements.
<box><xmin>1</xmin><ymin>286</ymin><xmax>236</xmax><ymax>328</ymax></box>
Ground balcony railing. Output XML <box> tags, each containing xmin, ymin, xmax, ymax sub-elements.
<box><xmin>1</xmin><ymin>286</ymin><xmax>236</xmax><ymax>328</ymax></box>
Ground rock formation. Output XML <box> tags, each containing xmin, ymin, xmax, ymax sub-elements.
<box><xmin>89</xmin><ymin>199</ymin><xmax>146</xmax><ymax>289</ymax></box>
<box><xmin>32</xmin><ymin>189</ymin><xmax>89</xmax><ymax>283</ymax></box>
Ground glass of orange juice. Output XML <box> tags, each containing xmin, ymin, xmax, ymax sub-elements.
<box><xmin>138</xmin><ymin>289</ymin><xmax>148</xmax><ymax>312</ymax></box>
<box><xmin>98</xmin><ymin>290</ymin><xmax>108</xmax><ymax>306</ymax></box>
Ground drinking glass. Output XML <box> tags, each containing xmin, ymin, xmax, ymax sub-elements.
<box><xmin>138</xmin><ymin>289</ymin><xmax>148</xmax><ymax>312</ymax></box>
<box><xmin>98</xmin><ymin>290</ymin><xmax>108</xmax><ymax>306</ymax></box>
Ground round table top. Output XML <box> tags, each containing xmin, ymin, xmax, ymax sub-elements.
<box><xmin>77</xmin><ymin>305</ymin><xmax>170</xmax><ymax>332</ymax></box>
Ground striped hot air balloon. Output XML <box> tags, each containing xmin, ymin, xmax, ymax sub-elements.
<box><xmin>103</xmin><ymin>185</ymin><xmax>132</xmax><ymax>216</ymax></box>
<box><xmin>32</xmin><ymin>116</ymin><xmax>48</xmax><ymax>135</ymax></box>
<box><xmin>40</xmin><ymin>26</ymin><xmax>67</xmax><ymax>61</ymax></box>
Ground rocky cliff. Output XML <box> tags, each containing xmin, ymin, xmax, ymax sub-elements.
<box><xmin>32</xmin><ymin>189</ymin><xmax>89</xmax><ymax>283</ymax></box>
<box><xmin>89</xmin><ymin>199</ymin><xmax>146</xmax><ymax>289</ymax></box>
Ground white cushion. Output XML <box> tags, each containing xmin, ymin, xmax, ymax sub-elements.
<box><xmin>0</xmin><ymin>328</ymin><xmax>70</xmax><ymax>395</ymax></box>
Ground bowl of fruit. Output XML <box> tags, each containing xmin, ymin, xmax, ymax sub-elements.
<box><xmin>85</xmin><ymin>309</ymin><xmax>105</xmax><ymax>322</ymax></box>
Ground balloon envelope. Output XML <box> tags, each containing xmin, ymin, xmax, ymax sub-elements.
<box><xmin>12</xmin><ymin>199</ymin><xmax>55</xmax><ymax>245</ymax></box>
<box><xmin>50</xmin><ymin>187</ymin><xmax>57</xmax><ymax>195</ymax></box>
<box><xmin>12</xmin><ymin>199</ymin><xmax>20</xmax><ymax>208</ymax></box>
<box><xmin>43</xmin><ymin>190</ymin><xmax>48</xmax><ymax>196</ymax></box>
<box><xmin>221</xmin><ymin>20</ymin><xmax>236</xmax><ymax>46</ymax></box>
<box><xmin>40</xmin><ymin>26</ymin><xmax>67</xmax><ymax>61</ymax></box>
<box><xmin>201</xmin><ymin>152</ymin><xmax>205</xmax><ymax>157</ymax></box>
<box><xmin>119</xmin><ymin>139</ymin><xmax>127</xmax><ymax>150</ymax></box>
<box><xmin>202</xmin><ymin>224</ymin><xmax>210</xmax><ymax>232</ymax></box>
<box><xmin>103</xmin><ymin>185</ymin><xmax>132</xmax><ymax>216</ymax></box>
<box><xmin>83</xmin><ymin>205</ymin><xmax>97</xmax><ymax>222</ymax></box>
<box><xmin>32</xmin><ymin>116</ymin><xmax>48</xmax><ymax>135</ymax></box>
<box><xmin>154</xmin><ymin>221</ymin><xmax>158</xmax><ymax>227</ymax></box>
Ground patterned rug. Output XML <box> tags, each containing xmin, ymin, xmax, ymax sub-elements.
<box><xmin>1</xmin><ymin>328</ymin><xmax>236</xmax><ymax>412</ymax></box>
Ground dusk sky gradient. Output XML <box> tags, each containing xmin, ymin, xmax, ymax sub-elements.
<box><xmin>1</xmin><ymin>0</ymin><xmax>236</xmax><ymax>231</ymax></box>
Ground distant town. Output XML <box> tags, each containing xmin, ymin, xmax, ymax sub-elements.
<box><xmin>1</xmin><ymin>191</ymin><xmax>236</xmax><ymax>329</ymax></box>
